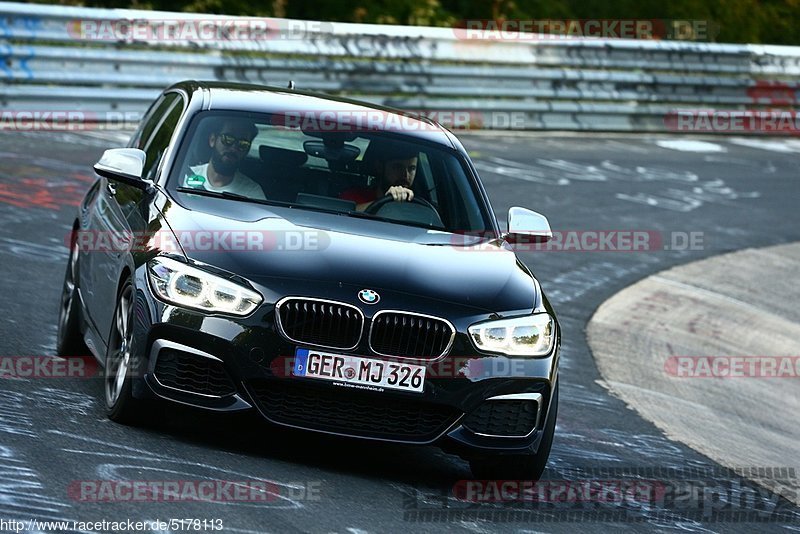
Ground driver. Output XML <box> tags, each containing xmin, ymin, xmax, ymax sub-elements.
<box><xmin>183</xmin><ymin>118</ymin><xmax>266</xmax><ymax>200</ymax></box>
<box><xmin>340</xmin><ymin>141</ymin><xmax>418</xmax><ymax>211</ymax></box>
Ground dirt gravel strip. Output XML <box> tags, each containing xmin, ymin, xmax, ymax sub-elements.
<box><xmin>588</xmin><ymin>242</ymin><xmax>800</xmax><ymax>505</ymax></box>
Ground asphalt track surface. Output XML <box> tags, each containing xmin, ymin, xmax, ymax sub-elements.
<box><xmin>1</xmin><ymin>129</ymin><xmax>799</xmax><ymax>533</ymax></box>
<box><xmin>587</xmin><ymin>242</ymin><xmax>800</xmax><ymax>505</ymax></box>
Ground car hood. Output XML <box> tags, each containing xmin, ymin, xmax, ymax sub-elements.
<box><xmin>159</xmin><ymin>195</ymin><xmax>539</xmax><ymax>314</ymax></box>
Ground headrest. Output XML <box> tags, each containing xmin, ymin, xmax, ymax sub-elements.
<box><xmin>259</xmin><ymin>145</ymin><xmax>308</xmax><ymax>167</ymax></box>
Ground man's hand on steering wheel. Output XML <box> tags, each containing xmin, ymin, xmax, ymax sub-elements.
<box><xmin>365</xmin><ymin>192</ymin><xmax>439</xmax><ymax>215</ymax></box>
<box><xmin>385</xmin><ymin>185</ymin><xmax>414</xmax><ymax>202</ymax></box>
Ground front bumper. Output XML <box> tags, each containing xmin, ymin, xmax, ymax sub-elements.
<box><xmin>130</xmin><ymin>268</ymin><xmax>560</xmax><ymax>457</ymax></box>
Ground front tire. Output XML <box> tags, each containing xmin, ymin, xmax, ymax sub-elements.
<box><xmin>469</xmin><ymin>382</ymin><xmax>559</xmax><ymax>480</ymax></box>
<box><xmin>104</xmin><ymin>278</ymin><xmax>143</xmax><ymax>424</ymax></box>
<box><xmin>57</xmin><ymin>235</ymin><xmax>87</xmax><ymax>356</ymax></box>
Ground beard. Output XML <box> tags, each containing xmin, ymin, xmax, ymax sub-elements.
<box><xmin>210</xmin><ymin>150</ymin><xmax>238</xmax><ymax>177</ymax></box>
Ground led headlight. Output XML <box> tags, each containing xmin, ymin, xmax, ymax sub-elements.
<box><xmin>147</xmin><ymin>256</ymin><xmax>262</xmax><ymax>316</ymax></box>
<box><xmin>468</xmin><ymin>314</ymin><xmax>555</xmax><ymax>356</ymax></box>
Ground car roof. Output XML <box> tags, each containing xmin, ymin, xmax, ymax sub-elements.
<box><xmin>168</xmin><ymin>80</ymin><xmax>455</xmax><ymax>148</ymax></box>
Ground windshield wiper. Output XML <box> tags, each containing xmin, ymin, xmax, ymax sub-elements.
<box><xmin>177</xmin><ymin>188</ymin><xmax>348</xmax><ymax>216</ymax></box>
<box><xmin>345</xmin><ymin>210</ymin><xmax>446</xmax><ymax>231</ymax></box>
<box><xmin>176</xmin><ymin>187</ymin><xmax>291</xmax><ymax>208</ymax></box>
<box><xmin>177</xmin><ymin>187</ymin><xmax>447</xmax><ymax>230</ymax></box>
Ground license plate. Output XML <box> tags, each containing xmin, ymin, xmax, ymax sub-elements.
<box><xmin>293</xmin><ymin>348</ymin><xmax>425</xmax><ymax>393</ymax></box>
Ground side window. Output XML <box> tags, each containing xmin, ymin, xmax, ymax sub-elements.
<box><xmin>130</xmin><ymin>94</ymin><xmax>176</xmax><ymax>149</ymax></box>
<box><xmin>142</xmin><ymin>96</ymin><xmax>184</xmax><ymax>181</ymax></box>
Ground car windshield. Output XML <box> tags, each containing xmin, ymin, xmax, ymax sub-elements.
<box><xmin>167</xmin><ymin>111</ymin><xmax>493</xmax><ymax>233</ymax></box>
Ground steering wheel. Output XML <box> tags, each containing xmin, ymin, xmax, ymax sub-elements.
<box><xmin>365</xmin><ymin>195</ymin><xmax>444</xmax><ymax>228</ymax></box>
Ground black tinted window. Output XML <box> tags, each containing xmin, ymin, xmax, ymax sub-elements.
<box><xmin>142</xmin><ymin>96</ymin><xmax>183</xmax><ymax>181</ymax></box>
<box><xmin>131</xmin><ymin>93</ymin><xmax>179</xmax><ymax>150</ymax></box>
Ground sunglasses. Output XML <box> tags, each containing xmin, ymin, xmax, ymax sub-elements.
<box><xmin>218</xmin><ymin>133</ymin><xmax>252</xmax><ymax>152</ymax></box>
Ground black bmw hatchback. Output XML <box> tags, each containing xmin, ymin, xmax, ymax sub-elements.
<box><xmin>57</xmin><ymin>80</ymin><xmax>560</xmax><ymax>479</ymax></box>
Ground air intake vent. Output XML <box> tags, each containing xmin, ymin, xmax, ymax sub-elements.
<box><xmin>248</xmin><ymin>381</ymin><xmax>460</xmax><ymax>443</ymax></box>
<box><xmin>462</xmin><ymin>399</ymin><xmax>539</xmax><ymax>437</ymax></box>
<box><xmin>154</xmin><ymin>348</ymin><xmax>236</xmax><ymax>398</ymax></box>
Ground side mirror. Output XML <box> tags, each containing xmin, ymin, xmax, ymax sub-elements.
<box><xmin>93</xmin><ymin>148</ymin><xmax>152</xmax><ymax>191</ymax></box>
<box><xmin>506</xmin><ymin>207</ymin><xmax>552</xmax><ymax>243</ymax></box>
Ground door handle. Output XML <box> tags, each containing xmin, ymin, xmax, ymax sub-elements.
<box><xmin>106</xmin><ymin>182</ymin><xmax>116</xmax><ymax>196</ymax></box>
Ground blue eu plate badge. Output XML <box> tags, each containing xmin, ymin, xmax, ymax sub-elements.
<box><xmin>294</xmin><ymin>348</ymin><xmax>309</xmax><ymax>376</ymax></box>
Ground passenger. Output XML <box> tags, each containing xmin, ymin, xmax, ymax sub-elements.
<box><xmin>184</xmin><ymin>118</ymin><xmax>265</xmax><ymax>200</ymax></box>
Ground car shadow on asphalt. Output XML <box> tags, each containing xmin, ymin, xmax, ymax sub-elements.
<box><xmin>129</xmin><ymin>399</ymin><xmax>473</xmax><ymax>484</ymax></box>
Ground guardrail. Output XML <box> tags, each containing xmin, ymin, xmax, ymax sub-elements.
<box><xmin>1</xmin><ymin>1</ymin><xmax>799</xmax><ymax>131</ymax></box>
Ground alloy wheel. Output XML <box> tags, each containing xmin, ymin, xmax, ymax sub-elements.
<box><xmin>105</xmin><ymin>283</ymin><xmax>134</xmax><ymax>407</ymax></box>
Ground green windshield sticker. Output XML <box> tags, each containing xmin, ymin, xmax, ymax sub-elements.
<box><xmin>186</xmin><ymin>174</ymin><xmax>206</xmax><ymax>187</ymax></box>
